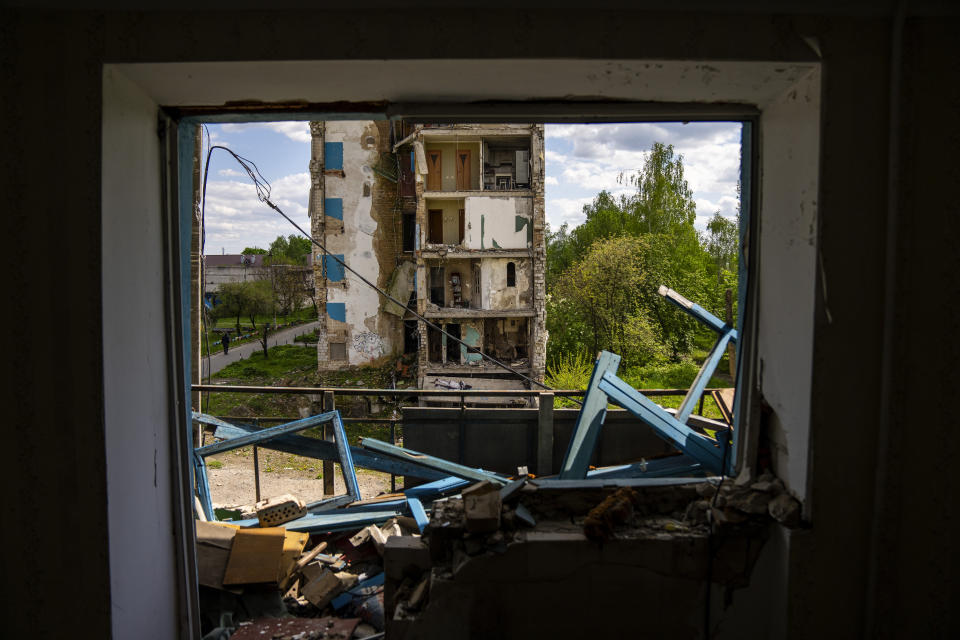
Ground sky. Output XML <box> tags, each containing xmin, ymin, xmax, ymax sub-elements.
<box><xmin>200</xmin><ymin>121</ymin><xmax>742</xmax><ymax>255</ymax></box>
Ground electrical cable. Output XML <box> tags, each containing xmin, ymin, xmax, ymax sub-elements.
<box><xmin>702</xmin><ymin>434</ymin><xmax>731</xmax><ymax>639</ymax></box>
<box><xmin>201</xmin><ymin>144</ymin><xmax>575</xmax><ymax>403</ymax></box>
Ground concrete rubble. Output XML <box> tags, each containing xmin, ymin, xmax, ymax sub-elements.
<box><xmin>384</xmin><ymin>475</ymin><xmax>803</xmax><ymax>639</ymax></box>
<box><xmin>196</xmin><ymin>510</ymin><xmax>420</xmax><ymax>638</ymax></box>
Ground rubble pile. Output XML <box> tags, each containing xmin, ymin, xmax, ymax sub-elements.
<box><xmin>196</xmin><ymin>506</ymin><xmax>422</xmax><ymax>639</ymax></box>
<box><xmin>384</xmin><ymin>473</ymin><xmax>803</xmax><ymax>636</ymax></box>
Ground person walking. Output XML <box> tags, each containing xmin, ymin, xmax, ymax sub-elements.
<box><xmin>220</xmin><ymin>331</ymin><xmax>230</xmax><ymax>355</ymax></box>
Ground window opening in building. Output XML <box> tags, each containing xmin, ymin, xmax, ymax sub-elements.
<box><xmin>189</xmin><ymin>115</ymin><xmax>749</xmax><ymax>634</ymax></box>
<box><xmin>445</xmin><ymin>323</ymin><xmax>462</xmax><ymax>363</ymax></box>
<box><xmin>429</xmin><ymin>267</ymin><xmax>445</xmax><ymax>306</ymax></box>
<box><xmin>428</xmin><ymin>209</ymin><xmax>443</xmax><ymax>243</ymax></box>
<box><xmin>402</xmin><ymin>213</ymin><xmax>416</xmax><ymax>251</ymax></box>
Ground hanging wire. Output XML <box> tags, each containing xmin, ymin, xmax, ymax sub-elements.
<box><xmin>200</xmin><ymin>144</ymin><xmax>575</xmax><ymax>403</ymax></box>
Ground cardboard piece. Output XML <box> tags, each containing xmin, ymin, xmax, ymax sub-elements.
<box><xmin>195</xmin><ymin>520</ymin><xmax>240</xmax><ymax>589</ymax></box>
<box><xmin>222</xmin><ymin>527</ymin><xmax>286</xmax><ymax>586</ymax></box>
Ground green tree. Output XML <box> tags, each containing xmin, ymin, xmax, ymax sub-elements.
<box><xmin>552</xmin><ymin>236</ymin><xmax>665</xmax><ymax>367</ymax></box>
<box><xmin>267</xmin><ymin>234</ymin><xmax>312</xmax><ymax>265</ymax></box>
<box><xmin>545</xmin><ymin>140</ymin><xmax>737</xmax><ymax>364</ymax></box>
<box><xmin>245</xmin><ymin>280</ymin><xmax>274</xmax><ymax>329</ymax></box>
<box><xmin>621</xmin><ymin>142</ymin><xmax>697</xmax><ymax>236</ymax></box>
<box><xmin>214</xmin><ymin>280</ymin><xmax>273</xmax><ymax>334</ymax></box>
<box><xmin>704</xmin><ymin>212</ymin><xmax>739</xmax><ymax>276</ymax></box>
<box><xmin>242</xmin><ymin>246</ymin><xmax>267</xmax><ymax>255</ymax></box>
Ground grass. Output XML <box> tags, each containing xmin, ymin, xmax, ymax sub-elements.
<box><xmin>546</xmin><ymin>350</ymin><xmax>734</xmax><ymax>419</ymax></box>
<box><xmin>215</xmin><ymin>344</ymin><xmax>318</xmax><ymax>380</ymax></box>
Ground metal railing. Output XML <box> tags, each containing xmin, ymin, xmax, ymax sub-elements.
<box><xmin>192</xmin><ymin>384</ymin><xmax>724</xmax><ymax>499</ymax></box>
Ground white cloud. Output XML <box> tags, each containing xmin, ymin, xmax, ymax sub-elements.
<box><xmin>218</xmin><ymin>121</ymin><xmax>311</xmax><ymax>143</ymax></box>
<box><xmin>218</xmin><ymin>168</ymin><xmax>244</xmax><ymax>177</ymax></box>
<box><xmin>265</xmin><ymin>122</ymin><xmax>311</xmax><ymax>143</ymax></box>
<box><xmin>202</xmin><ymin>171</ymin><xmax>310</xmax><ymax>253</ymax></box>
<box><xmin>546</xmin><ymin>196</ymin><xmax>595</xmax><ymax>229</ymax></box>
<box><xmin>545</xmin><ymin>122</ymin><xmax>742</xmax><ymax>232</ymax></box>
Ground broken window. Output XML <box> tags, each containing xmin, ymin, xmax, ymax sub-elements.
<box><xmin>506</xmin><ymin>262</ymin><xmax>516</xmax><ymax>287</ymax></box>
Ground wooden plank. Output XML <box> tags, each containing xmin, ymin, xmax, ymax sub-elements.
<box><xmin>713</xmin><ymin>388</ymin><xmax>736</xmax><ymax>426</ymax></box>
<box><xmin>558</xmin><ymin>351</ymin><xmax>621</xmax><ymax>479</ymax></box>
<box><xmin>209</xmin><ymin>421</ymin><xmax>447</xmax><ymax>480</ymax></box>
<box><xmin>598</xmin><ymin>372</ymin><xmax>727</xmax><ymax>475</ymax></box>
<box><xmin>195</xmin><ymin>411</ymin><xmax>335</xmax><ymax>457</ymax></box>
<box><xmin>586</xmin><ymin>454</ymin><xmax>704</xmax><ymax>479</ymax></box>
<box><xmin>406</xmin><ymin>497</ymin><xmax>429</xmax><ymax>532</ymax></box>
<box><xmin>658</xmin><ymin>285</ymin><xmax>732</xmax><ymax>335</ymax></box>
<box><xmin>279</xmin><ymin>530</ymin><xmax>310</xmax><ymax>585</ymax></box>
<box><xmin>322</xmin><ymin>391</ymin><xmax>336</xmax><ymax>497</ymax></box>
<box><xmin>332</xmin><ymin>411</ymin><xmax>361</xmax><ymax>501</ymax></box>
<box><xmin>675</xmin><ymin>328</ymin><xmax>735</xmax><ymax>424</ymax></box>
<box><xmin>361</xmin><ymin>438</ymin><xmax>510</xmax><ymax>485</ymax></box>
<box><xmin>229</xmin><ymin>508</ymin><xmax>407</xmax><ymax>533</ymax></box>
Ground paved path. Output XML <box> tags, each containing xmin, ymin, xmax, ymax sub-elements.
<box><xmin>200</xmin><ymin>320</ymin><xmax>321</xmax><ymax>377</ymax></box>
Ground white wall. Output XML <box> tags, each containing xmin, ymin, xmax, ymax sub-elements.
<box><xmin>757</xmin><ymin>68</ymin><xmax>821</xmax><ymax>502</ymax></box>
<box><xmin>324</xmin><ymin>122</ymin><xmax>386</xmax><ymax>365</ymax></box>
<box><xmin>464</xmin><ymin>196</ymin><xmax>532</xmax><ymax>249</ymax></box>
<box><xmin>101</xmin><ymin>66</ymin><xmax>178</xmax><ymax>640</ymax></box>
<box><xmin>480</xmin><ymin>258</ymin><xmax>532</xmax><ymax>310</ymax></box>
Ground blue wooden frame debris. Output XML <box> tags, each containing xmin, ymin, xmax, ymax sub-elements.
<box><xmin>405</xmin><ymin>497</ymin><xmax>430</xmax><ymax>532</ymax></box>
<box><xmin>585</xmin><ymin>454</ymin><xmax>705</xmax><ymax>480</ymax></box>
<box><xmin>658</xmin><ymin>285</ymin><xmax>738</xmax><ymax>425</ymax></box>
<box><xmin>557</xmin><ymin>351</ymin><xmax>621</xmax><ymax>479</ymax></box>
<box><xmin>557</xmin><ymin>287</ymin><xmax>737</xmax><ymax>480</ymax></box>
<box><xmin>360</xmin><ymin>438</ymin><xmax>510</xmax><ymax>485</ymax></box>
<box><xmin>192</xmin><ymin>410</ymin><xmax>361</xmax><ymax>521</ymax></box>
<box><xmin>194</xmin><ymin>413</ymin><xmax>448</xmax><ymax>481</ymax></box>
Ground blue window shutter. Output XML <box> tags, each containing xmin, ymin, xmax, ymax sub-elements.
<box><xmin>327</xmin><ymin>302</ymin><xmax>346</xmax><ymax>323</ymax></box>
<box><xmin>325</xmin><ymin>142</ymin><xmax>344</xmax><ymax>171</ymax></box>
<box><xmin>323</xmin><ymin>254</ymin><xmax>346</xmax><ymax>282</ymax></box>
<box><xmin>325</xmin><ymin>198</ymin><xmax>343</xmax><ymax>220</ymax></box>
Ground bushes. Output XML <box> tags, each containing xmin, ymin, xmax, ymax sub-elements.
<box><xmin>545</xmin><ymin>354</ymin><xmax>728</xmax><ymax>409</ymax></box>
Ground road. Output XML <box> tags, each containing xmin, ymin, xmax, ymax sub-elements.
<box><xmin>200</xmin><ymin>320</ymin><xmax>321</xmax><ymax>377</ymax></box>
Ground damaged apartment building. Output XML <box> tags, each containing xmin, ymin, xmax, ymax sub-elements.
<box><xmin>309</xmin><ymin>122</ymin><xmax>547</xmax><ymax>398</ymax></box>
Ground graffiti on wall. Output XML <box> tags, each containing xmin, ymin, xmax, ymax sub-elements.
<box><xmin>353</xmin><ymin>331</ymin><xmax>384</xmax><ymax>358</ymax></box>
